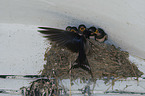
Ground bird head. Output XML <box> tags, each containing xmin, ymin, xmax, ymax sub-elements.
<box><xmin>66</xmin><ymin>26</ymin><xmax>71</xmax><ymax>31</ymax></box>
<box><xmin>88</xmin><ymin>26</ymin><xmax>99</xmax><ymax>35</ymax></box>
<box><xmin>70</xmin><ymin>27</ymin><xmax>78</xmax><ymax>33</ymax></box>
<box><xmin>78</xmin><ymin>24</ymin><xmax>86</xmax><ymax>32</ymax></box>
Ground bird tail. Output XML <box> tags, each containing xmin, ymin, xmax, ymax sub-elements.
<box><xmin>69</xmin><ymin>56</ymin><xmax>93</xmax><ymax>78</ymax></box>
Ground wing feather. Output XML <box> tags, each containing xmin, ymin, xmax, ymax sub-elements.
<box><xmin>38</xmin><ymin>27</ymin><xmax>81</xmax><ymax>52</ymax></box>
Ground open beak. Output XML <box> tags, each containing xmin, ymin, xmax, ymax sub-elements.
<box><xmin>80</xmin><ymin>27</ymin><xmax>85</xmax><ymax>32</ymax></box>
<box><xmin>94</xmin><ymin>30</ymin><xmax>98</xmax><ymax>34</ymax></box>
<box><xmin>70</xmin><ymin>29</ymin><xmax>76</xmax><ymax>33</ymax></box>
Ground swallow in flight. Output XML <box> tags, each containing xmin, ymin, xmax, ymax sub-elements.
<box><xmin>38</xmin><ymin>26</ymin><xmax>93</xmax><ymax>78</ymax></box>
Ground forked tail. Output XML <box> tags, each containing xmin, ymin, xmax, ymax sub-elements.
<box><xmin>68</xmin><ymin>56</ymin><xmax>93</xmax><ymax>78</ymax></box>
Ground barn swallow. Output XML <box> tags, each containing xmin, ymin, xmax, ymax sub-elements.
<box><xmin>66</xmin><ymin>26</ymin><xmax>71</xmax><ymax>31</ymax></box>
<box><xmin>97</xmin><ymin>28</ymin><xmax>108</xmax><ymax>42</ymax></box>
<box><xmin>88</xmin><ymin>26</ymin><xmax>97</xmax><ymax>34</ymax></box>
<box><xmin>70</xmin><ymin>27</ymin><xmax>78</xmax><ymax>33</ymax></box>
<box><xmin>38</xmin><ymin>26</ymin><xmax>93</xmax><ymax>78</ymax></box>
<box><xmin>88</xmin><ymin>27</ymin><xmax>108</xmax><ymax>42</ymax></box>
<box><xmin>78</xmin><ymin>24</ymin><xmax>91</xmax><ymax>39</ymax></box>
<box><xmin>78</xmin><ymin>24</ymin><xmax>86</xmax><ymax>34</ymax></box>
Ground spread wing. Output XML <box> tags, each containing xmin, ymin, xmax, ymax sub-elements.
<box><xmin>38</xmin><ymin>26</ymin><xmax>81</xmax><ymax>53</ymax></box>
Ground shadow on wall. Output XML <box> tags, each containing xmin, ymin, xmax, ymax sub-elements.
<box><xmin>40</xmin><ymin>10</ymin><xmax>98</xmax><ymax>29</ymax></box>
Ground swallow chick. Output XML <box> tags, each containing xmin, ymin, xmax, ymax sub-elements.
<box><xmin>88</xmin><ymin>27</ymin><xmax>108</xmax><ymax>42</ymax></box>
<box><xmin>96</xmin><ymin>28</ymin><xmax>108</xmax><ymax>42</ymax></box>
<box><xmin>78</xmin><ymin>24</ymin><xmax>86</xmax><ymax>34</ymax></box>
<box><xmin>70</xmin><ymin>27</ymin><xmax>78</xmax><ymax>33</ymax></box>
<box><xmin>78</xmin><ymin>24</ymin><xmax>91</xmax><ymax>39</ymax></box>
<box><xmin>38</xmin><ymin>26</ymin><xmax>93</xmax><ymax>78</ymax></box>
<box><xmin>66</xmin><ymin>26</ymin><xmax>71</xmax><ymax>31</ymax></box>
<box><xmin>88</xmin><ymin>26</ymin><xmax>97</xmax><ymax>36</ymax></box>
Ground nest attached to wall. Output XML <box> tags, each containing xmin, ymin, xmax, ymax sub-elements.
<box><xmin>41</xmin><ymin>39</ymin><xmax>143</xmax><ymax>80</ymax></box>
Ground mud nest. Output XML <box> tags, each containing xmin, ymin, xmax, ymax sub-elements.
<box><xmin>41</xmin><ymin>39</ymin><xmax>143</xmax><ymax>80</ymax></box>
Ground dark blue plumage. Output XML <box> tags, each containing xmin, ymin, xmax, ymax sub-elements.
<box><xmin>38</xmin><ymin>26</ymin><xmax>93</xmax><ymax>77</ymax></box>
